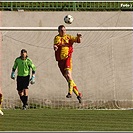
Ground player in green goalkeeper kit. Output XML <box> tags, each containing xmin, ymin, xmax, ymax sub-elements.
<box><xmin>11</xmin><ymin>49</ymin><xmax>36</xmax><ymax>110</ymax></box>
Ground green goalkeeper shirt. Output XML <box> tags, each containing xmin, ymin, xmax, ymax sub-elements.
<box><xmin>12</xmin><ymin>56</ymin><xmax>36</xmax><ymax>76</ymax></box>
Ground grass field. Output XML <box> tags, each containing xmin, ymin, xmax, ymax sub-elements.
<box><xmin>0</xmin><ymin>108</ymin><xmax>133</xmax><ymax>131</ymax></box>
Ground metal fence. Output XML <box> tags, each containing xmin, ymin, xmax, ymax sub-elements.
<box><xmin>0</xmin><ymin>2</ymin><xmax>133</xmax><ymax>11</ymax></box>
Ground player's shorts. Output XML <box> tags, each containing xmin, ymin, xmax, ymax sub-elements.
<box><xmin>17</xmin><ymin>75</ymin><xmax>30</xmax><ymax>91</ymax></box>
<box><xmin>58</xmin><ymin>56</ymin><xmax>72</xmax><ymax>75</ymax></box>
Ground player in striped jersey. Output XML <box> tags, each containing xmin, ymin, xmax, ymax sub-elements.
<box><xmin>0</xmin><ymin>88</ymin><xmax>3</xmax><ymax>115</ymax></box>
<box><xmin>54</xmin><ymin>25</ymin><xmax>82</xmax><ymax>103</ymax></box>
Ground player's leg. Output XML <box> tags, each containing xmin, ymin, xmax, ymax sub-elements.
<box><xmin>18</xmin><ymin>90</ymin><xmax>24</xmax><ymax>105</ymax></box>
<box><xmin>65</xmin><ymin>70</ymin><xmax>82</xmax><ymax>100</ymax></box>
<box><xmin>65</xmin><ymin>57</ymin><xmax>82</xmax><ymax>103</ymax></box>
<box><xmin>72</xmin><ymin>81</ymin><xmax>82</xmax><ymax>97</ymax></box>
<box><xmin>22</xmin><ymin>75</ymin><xmax>30</xmax><ymax>110</ymax></box>
<box><xmin>64</xmin><ymin>57</ymin><xmax>75</xmax><ymax>97</ymax></box>
<box><xmin>65</xmin><ymin>70</ymin><xmax>73</xmax><ymax>96</ymax></box>
<box><xmin>17</xmin><ymin>76</ymin><xmax>29</xmax><ymax>110</ymax></box>
<box><xmin>23</xmin><ymin>89</ymin><xmax>28</xmax><ymax>107</ymax></box>
<box><xmin>58</xmin><ymin>60</ymin><xmax>73</xmax><ymax>97</ymax></box>
<box><xmin>19</xmin><ymin>89</ymin><xmax>28</xmax><ymax>110</ymax></box>
<box><xmin>66</xmin><ymin>73</ymin><xmax>82</xmax><ymax>103</ymax></box>
<box><xmin>58</xmin><ymin>58</ymin><xmax>82</xmax><ymax>103</ymax></box>
<box><xmin>65</xmin><ymin>57</ymin><xmax>73</xmax><ymax>96</ymax></box>
<box><xmin>18</xmin><ymin>89</ymin><xmax>28</xmax><ymax>110</ymax></box>
<box><xmin>74</xmin><ymin>87</ymin><xmax>82</xmax><ymax>103</ymax></box>
<box><xmin>17</xmin><ymin>76</ymin><xmax>25</xmax><ymax>108</ymax></box>
<box><xmin>0</xmin><ymin>92</ymin><xmax>4</xmax><ymax>115</ymax></box>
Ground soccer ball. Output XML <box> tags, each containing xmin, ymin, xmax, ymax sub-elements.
<box><xmin>64</xmin><ymin>15</ymin><xmax>74</xmax><ymax>24</ymax></box>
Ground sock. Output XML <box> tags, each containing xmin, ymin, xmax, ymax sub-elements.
<box><xmin>73</xmin><ymin>86</ymin><xmax>79</xmax><ymax>96</ymax></box>
<box><xmin>20</xmin><ymin>95</ymin><xmax>28</xmax><ymax>107</ymax></box>
<box><xmin>68</xmin><ymin>80</ymin><xmax>74</xmax><ymax>94</ymax></box>
<box><xmin>23</xmin><ymin>96</ymin><xmax>28</xmax><ymax>106</ymax></box>
<box><xmin>20</xmin><ymin>95</ymin><xmax>25</xmax><ymax>105</ymax></box>
<box><xmin>68</xmin><ymin>80</ymin><xmax>80</xmax><ymax>96</ymax></box>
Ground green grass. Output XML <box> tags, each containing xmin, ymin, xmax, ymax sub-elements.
<box><xmin>0</xmin><ymin>108</ymin><xmax>133</xmax><ymax>131</ymax></box>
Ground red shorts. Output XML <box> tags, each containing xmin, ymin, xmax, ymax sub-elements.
<box><xmin>58</xmin><ymin>56</ymin><xmax>72</xmax><ymax>75</ymax></box>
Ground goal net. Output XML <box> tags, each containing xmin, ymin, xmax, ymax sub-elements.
<box><xmin>1</xmin><ymin>27</ymin><xmax>133</xmax><ymax>110</ymax></box>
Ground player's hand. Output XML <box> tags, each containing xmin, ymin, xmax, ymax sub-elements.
<box><xmin>30</xmin><ymin>75</ymin><xmax>35</xmax><ymax>84</ymax></box>
<box><xmin>77</xmin><ymin>33</ymin><xmax>82</xmax><ymax>38</ymax></box>
<box><xmin>54</xmin><ymin>45</ymin><xmax>58</xmax><ymax>51</ymax></box>
<box><xmin>77</xmin><ymin>33</ymin><xmax>82</xmax><ymax>43</ymax></box>
<box><xmin>11</xmin><ymin>71</ymin><xmax>15</xmax><ymax>80</ymax></box>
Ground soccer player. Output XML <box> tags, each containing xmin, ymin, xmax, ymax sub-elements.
<box><xmin>53</xmin><ymin>25</ymin><xmax>82</xmax><ymax>103</ymax></box>
<box><xmin>11</xmin><ymin>49</ymin><xmax>36</xmax><ymax>110</ymax></box>
<box><xmin>0</xmin><ymin>88</ymin><xmax>3</xmax><ymax>115</ymax></box>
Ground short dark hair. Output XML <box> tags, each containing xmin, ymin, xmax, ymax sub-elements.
<box><xmin>58</xmin><ymin>25</ymin><xmax>65</xmax><ymax>32</ymax></box>
<box><xmin>21</xmin><ymin>49</ymin><xmax>27</xmax><ymax>53</ymax></box>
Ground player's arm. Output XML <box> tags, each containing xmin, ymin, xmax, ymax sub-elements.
<box><xmin>70</xmin><ymin>34</ymin><xmax>82</xmax><ymax>44</ymax></box>
<box><xmin>31</xmin><ymin>64</ymin><xmax>36</xmax><ymax>76</ymax></box>
<box><xmin>28</xmin><ymin>59</ymin><xmax>36</xmax><ymax>84</ymax></box>
<box><xmin>12</xmin><ymin>59</ymin><xmax>18</xmax><ymax>71</ymax></box>
<box><xmin>53</xmin><ymin>36</ymin><xmax>60</xmax><ymax>51</ymax></box>
<box><xmin>11</xmin><ymin>59</ymin><xmax>18</xmax><ymax>79</ymax></box>
<box><xmin>28</xmin><ymin>59</ymin><xmax>36</xmax><ymax>75</ymax></box>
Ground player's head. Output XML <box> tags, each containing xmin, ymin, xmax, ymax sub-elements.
<box><xmin>21</xmin><ymin>49</ymin><xmax>27</xmax><ymax>53</ymax></box>
<box><xmin>20</xmin><ymin>49</ymin><xmax>28</xmax><ymax>59</ymax></box>
<box><xmin>58</xmin><ymin>25</ymin><xmax>66</xmax><ymax>37</ymax></box>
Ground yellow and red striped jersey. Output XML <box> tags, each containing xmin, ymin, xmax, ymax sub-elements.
<box><xmin>54</xmin><ymin>34</ymin><xmax>78</xmax><ymax>61</ymax></box>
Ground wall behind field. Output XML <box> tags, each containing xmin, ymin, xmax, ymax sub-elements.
<box><xmin>2</xmin><ymin>11</ymin><xmax>132</xmax><ymax>27</ymax></box>
<box><xmin>1</xmin><ymin>11</ymin><xmax>133</xmax><ymax>108</ymax></box>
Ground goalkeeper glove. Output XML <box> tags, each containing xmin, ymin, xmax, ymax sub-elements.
<box><xmin>30</xmin><ymin>75</ymin><xmax>35</xmax><ymax>84</ymax></box>
<box><xmin>11</xmin><ymin>71</ymin><xmax>15</xmax><ymax>80</ymax></box>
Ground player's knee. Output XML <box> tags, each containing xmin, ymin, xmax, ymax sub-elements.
<box><xmin>64</xmin><ymin>74</ymin><xmax>68</xmax><ymax>79</ymax></box>
<box><xmin>65</xmin><ymin>74</ymin><xmax>71</xmax><ymax>81</ymax></box>
<box><xmin>18</xmin><ymin>91</ymin><xmax>23</xmax><ymax>96</ymax></box>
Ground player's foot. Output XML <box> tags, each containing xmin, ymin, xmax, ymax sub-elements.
<box><xmin>22</xmin><ymin>106</ymin><xmax>26</xmax><ymax>110</ymax></box>
<box><xmin>22</xmin><ymin>104</ymin><xmax>28</xmax><ymax>110</ymax></box>
<box><xmin>66</xmin><ymin>93</ymin><xmax>72</xmax><ymax>98</ymax></box>
<box><xmin>0</xmin><ymin>110</ymin><xmax>4</xmax><ymax>115</ymax></box>
<box><xmin>77</xmin><ymin>93</ymin><xmax>82</xmax><ymax>103</ymax></box>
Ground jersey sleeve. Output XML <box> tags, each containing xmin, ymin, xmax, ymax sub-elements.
<box><xmin>69</xmin><ymin>35</ymin><xmax>78</xmax><ymax>43</ymax></box>
<box><xmin>54</xmin><ymin>35</ymin><xmax>61</xmax><ymax>45</ymax></box>
<box><xmin>28</xmin><ymin>58</ymin><xmax>36</xmax><ymax>74</ymax></box>
<box><xmin>12</xmin><ymin>58</ymin><xmax>18</xmax><ymax>71</ymax></box>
